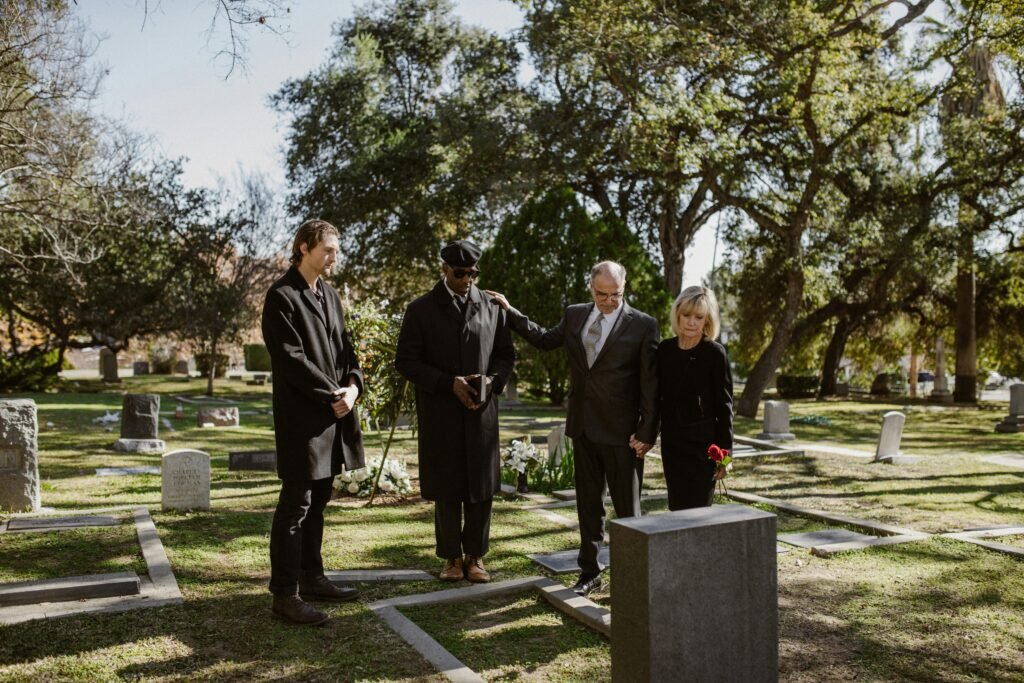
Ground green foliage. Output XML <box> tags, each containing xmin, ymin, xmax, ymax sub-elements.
<box><xmin>243</xmin><ymin>344</ymin><xmax>272</xmax><ymax>372</ymax></box>
<box><xmin>147</xmin><ymin>340</ymin><xmax>179</xmax><ymax>374</ymax></box>
<box><xmin>194</xmin><ymin>353</ymin><xmax>228</xmax><ymax>378</ymax></box>
<box><xmin>776</xmin><ymin>374</ymin><xmax>820</xmax><ymax>399</ymax></box>
<box><xmin>346</xmin><ymin>301</ymin><xmax>416</xmax><ymax>428</ymax></box>
<box><xmin>479</xmin><ymin>188</ymin><xmax>670</xmax><ymax>403</ymax></box>
<box><xmin>0</xmin><ymin>347</ymin><xmax>61</xmax><ymax>392</ymax></box>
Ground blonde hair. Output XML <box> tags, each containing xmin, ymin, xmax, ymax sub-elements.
<box><xmin>670</xmin><ymin>285</ymin><xmax>721</xmax><ymax>340</ymax></box>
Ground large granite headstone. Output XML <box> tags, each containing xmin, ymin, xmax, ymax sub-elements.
<box><xmin>161</xmin><ymin>449</ymin><xmax>211</xmax><ymax>511</ymax></box>
<box><xmin>610</xmin><ymin>505</ymin><xmax>777</xmax><ymax>682</ymax></box>
<box><xmin>757</xmin><ymin>400</ymin><xmax>795</xmax><ymax>440</ymax></box>
<box><xmin>228</xmin><ymin>450</ymin><xmax>277</xmax><ymax>471</ymax></box>
<box><xmin>174</xmin><ymin>359</ymin><xmax>190</xmax><ymax>375</ymax></box>
<box><xmin>874</xmin><ymin>411</ymin><xmax>907</xmax><ymax>463</ymax></box>
<box><xmin>114</xmin><ymin>394</ymin><xmax>165</xmax><ymax>453</ymax></box>
<box><xmin>196</xmin><ymin>406</ymin><xmax>240</xmax><ymax>428</ymax></box>
<box><xmin>99</xmin><ymin>348</ymin><xmax>119</xmax><ymax>382</ymax></box>
<box><xmin>0</xmin><ymin>399</ymin><xmax>40</xmax><ymax>512</ymax></box>
<box><xmin>132</xmin><ymin>361</ymin><xmax>150</xmax><ymax>376</ymax></box>
<box><xmin>995</xmin><ymin>383</ymin><xmax>1024</xmax><ymax>433</ymax></box>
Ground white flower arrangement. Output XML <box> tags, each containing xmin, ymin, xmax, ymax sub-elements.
<box><xmin>501</xmin><ymin>439</ymin><xmax>545</xmax><ymax>474</ymax></box>
<box><xmin>334</xmin><ymin>456</ymin><xmax>412</xmax><ymax>497</ymax></box>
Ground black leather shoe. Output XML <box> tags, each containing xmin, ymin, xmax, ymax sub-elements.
<box><xmin>572</xmin><ymin>573</ymin><xmax>602</xmax><ymax>597</ymax></box>
<box><xmin>271</xmin><ymin>595</ymin><xmax>329</xmax><ymax>626</ymax></box>
<box><xmin>299</xmin><ymin>575</ymin><xmax>359</xmax><ymax>602</ymax></box>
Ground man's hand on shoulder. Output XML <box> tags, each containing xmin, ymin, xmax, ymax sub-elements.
<box><xmin>483</xmin><ymin>290</ymin><xmax>510</xmax><ymax>311</ymax></box>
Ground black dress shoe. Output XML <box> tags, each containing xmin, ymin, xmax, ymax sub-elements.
<box><xmin>299</xmin><ymin>575</ymin><xmax>359</xmax><ymax>602</ymax></box>
<box><xmin>572</xmin><ymin>573</ymin><xmax>602</xmax><ymax>597</ymax></box>
<box><xmin>271</xmin><ymin>595</ymin><xmax>329</xmax><ymax>626</ymax></box>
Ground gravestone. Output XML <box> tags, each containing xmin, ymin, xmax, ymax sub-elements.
<box><xmin>929</xmin><ymin>338</ymin><xmax>953</xmax><ymax>403</ymax></box>
<box><xmin>161</xmin><ymin>449</ymin><xmax>211</xmax><ymax>511</ymax></box>
<box><xmin>132</xmin><ymin>361</ymin><xmax>150</xmax><ymax>376</ymax></box>
<box><xmin>114</xmin><ymin>394</ymin><xmax>165</xmax><ymax>454</ymax></box>
<box><xmin>504</xmin><ymin>375</ymin><xmax>520</xmax><ymax>404</ymax></box>
<box><xmin>228</xmin><ymin>450</ymin><xmax>277</xmax><ymax>471</ymax></box>
<box><xmin>196</xmin><ymin>406</ymin><xmax>240</xmax><ymax>427</ymax></box>
<box><xmin>610</xmin><ymin>505</ymin><xmax>777</xmax><ymax>682</ymax></box>
<box><xmin>995</xmin><ymin>383</ymin><xmax>1024</xmax><ymax>433</ymax></box>
<box><xmin>99</xmin><ymin>348</ymin><xmax>119</xmax><ymax>382</ymax></box>
<box><xmin>546</xmin><ymin>424</ymin><xmax>566</xmax><ymax>464</ymax></box>
<box><xmin>174</xmin><ymin>359</ymin><xmax>190</xmax><ymax>375</ymax></box>
<box><xmin>0</xmin><ymin>399</ymin><xmax>40</xmax><ymax>512</ymax></box>
<box><xmin>874</xmin><ymin>411</ymin><xmax>915</xmax><ymax>464</ymax></box>
<box><xmin>835</xmin><ymin>381</ymin><xmax>850</xmax><ymax>397</ymax></box>
<box><xmin>757</xmin><ymin>400</ymin><xmax>795</xmax><ymax>440</ymax></box>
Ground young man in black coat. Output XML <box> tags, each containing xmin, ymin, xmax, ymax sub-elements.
<box><xmin>261</xmin><ymin>219</ymin><xmax>365</xmax><ymax>626</ymax></box>
<box><xmin>395</xmin><ymin>240</ymin><xmax>515</xmax><ymax>583</ymax></box>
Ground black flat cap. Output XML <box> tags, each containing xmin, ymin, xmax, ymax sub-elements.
<box><xmin>441</xmin><ymin>239</ymin><xmax>482</xmax><ymax>267</ymax></box>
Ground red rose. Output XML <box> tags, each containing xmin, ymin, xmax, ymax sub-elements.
<box><xmin>707</xmin><ymin>444</ymin><xmax>723</xmax><ymax>462</ymax></box>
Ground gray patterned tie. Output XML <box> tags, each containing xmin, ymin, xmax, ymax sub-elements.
<box><xmin>584</xmin><ymin>315</ymin><xmax>603</xmax><ymax>367</ymax></box>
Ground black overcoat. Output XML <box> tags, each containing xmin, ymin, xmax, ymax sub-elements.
<box><xmin>395</xmin><ymin>281</ymin><xmax>515</xmax><ymax>503</ymax></box>
<box><xmin>261</xmin><ymin>266</ymin><xmax>365</xmax><ymax>481</ymax></box>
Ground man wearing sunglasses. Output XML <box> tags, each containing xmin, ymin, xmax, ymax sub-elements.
<box><xmin>396</xmin><ymin>240</ymin><xmax>515</xmax><ymax>583</ymax></box>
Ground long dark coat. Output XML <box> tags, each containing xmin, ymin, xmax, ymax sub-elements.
<box><xmin>395</xmin><ymin>281</ymin><xmax>515</xmax><ymax>503</ymax></box>
<box><xmin>261</xmin><ymin>266</ymin><xmax>365</xmax><ymax>481</ymax></box>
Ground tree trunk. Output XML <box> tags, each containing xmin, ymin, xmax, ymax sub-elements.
<box><xmin>736</xmin><ymin>258</ymin><xmax>805</xmax><ymax>417</ymax></box>
<box><xmin>206</xmin><ymin>337</ymin><xmax>217</xmax><ymax>397</ymax></box>
<box><xmin>953</xmin><ymin>212</ymin><xmax>977</xmax><ymax>403</ymax></box>
<box><xmin>818</xmin><ymin>316</ymin><xmax>850</xmax><ymax>397</ymax></box>
<box><xmin>658</xmin><ymin>187</ymin><xmax>684</xmax><ymax>297</ymax></box>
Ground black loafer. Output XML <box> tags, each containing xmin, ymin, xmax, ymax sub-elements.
<box><xmin>299</xmin><ymin>575</ymin><xmax>359</xmax><ymax>602</ymax></box>
<box><xmin>571</xmin><ymin>573</ymin><xmax>602</xmax><ymax>597</ymax></box>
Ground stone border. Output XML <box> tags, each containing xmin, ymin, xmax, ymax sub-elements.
<box><xmin>325</xmin><ymin>569</ymin><xmax>434</xmax><ymax>583</ymax></box>
<box><xmin>0</xmin><ymin>506</ymin><xmax>182</xmax><ymax>624</ymax></box>
<box><xmin>733</xmin><ymin>435</ymin><xmax>806</xmax><ymax>458</ymax></box>
<box><xmin>368</xmin><ymin>576</ymin><xmax>610</xmax><ymax>682</ymax></box>
<box><xmin>725</xmin><ymin>490</ymin><xmax>930</xmax><ymax>557</ymax></box>
<box><xmin>940</xmin><ymin>526</ymin><xmax>1024</xmax><ymax>559</ymax></box>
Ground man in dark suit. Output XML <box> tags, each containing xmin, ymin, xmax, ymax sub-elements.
<box><xmin>487</xmin><ymin>261</ymin><xmax>658</xmax><ymax>596</ymax></box>
<box><xmin>261</xmin><ymin>219</ymin><xmax>365</xmax><ymax>626</ymax></box>
<box><xmin>395</xmin><ymin>240</ymin><xmax>515</xmax><ymax>583</ymax></box>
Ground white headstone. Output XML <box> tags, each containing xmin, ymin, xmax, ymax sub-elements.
<box><xmin>874</xmin><ymin>411</ymin><xmax>906</xmax><ymax>462</ymax></box>
<box><xmin>161</xmin><ymin>449</ymin><xmax>211</xmax><ymax>511</ymax></box>
<box><xmin>1010</xmin><ymin>383</ymin><xmax>1024</xmax><ymax>416</ymax></box>
<box><xmin>930</xmin><ymin>338</ymin><xmax>952</xmax><ymax>402</ymax></box>
<box><xmin>0</xmin><ymin>400</ymin><xmax>40</xmax><ymax>512</ymax></box>
<box><xmin>758</xmin><ymin>400</ymin><xmax>795</xmax><ymax>440</ymax></box>
<box><xmin>547</xmin><ymin>424</ymin><xmax>566</xmax><ymax>464</ymax></box>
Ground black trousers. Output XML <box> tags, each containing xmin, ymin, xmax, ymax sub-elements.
<box><xmin>434</xmin><ymin>498</ymin><xmax>493</xmax><ymax>560</ymax></box>
<box><xmin>662</xmin><ymin>445</ymin><xmax>715</xmax><ymax>511</ymax></box>
<box><xmin>574</xmin><ymin>434</ymin><xmax>643</xmax><ymax>575</ymax></box>
<box><xmin>268</xmin><ymin>477</ymin><xmax>334</xmax><ymax>596</ymax></box>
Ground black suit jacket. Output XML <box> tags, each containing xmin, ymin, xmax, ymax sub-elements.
<box><xmin>507</xmin><ymin>302</ymin><xmax>659</xmax><ymax>445</ymax></box>
<box><xmin>261</xmin><ymin>266</ymin><xmax>365</xmax><ymax>481</ymax></box>
<box><xmin>395</xmin><ymin>281</ymin><xmax>515</xmax><ymax>502</ymax></box>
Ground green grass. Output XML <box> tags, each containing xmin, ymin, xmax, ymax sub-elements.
<box><xmin>0</xmin><ymin>379</ymin><xmax>1022</xmax><ymax>680</ymax></box>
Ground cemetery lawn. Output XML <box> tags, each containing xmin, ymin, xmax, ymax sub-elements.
<box><xmin>0</xmin><ymin>380</ymin><xmax>1021</xmax><ymax>681</ymax></box>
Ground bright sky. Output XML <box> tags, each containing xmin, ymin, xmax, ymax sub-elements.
<box><xmin>74</xmin><ymin>0</ymin><xmax>715</xmax><ymax>286</ymax></box>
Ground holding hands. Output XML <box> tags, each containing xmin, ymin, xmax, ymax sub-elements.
<box><xmin>629</xmin><ymin>433</ymin><xmax>653</xmax><ymax>458</ymax></box>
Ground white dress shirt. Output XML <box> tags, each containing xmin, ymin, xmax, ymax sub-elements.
<box><xmin>581</xmin><ymin>300</ymin><xmax>623</xmax><ymax>358</ymax></box>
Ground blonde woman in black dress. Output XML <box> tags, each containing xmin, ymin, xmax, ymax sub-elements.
<box><xmin>656</xmin><ymin>286</ymin><xmax>733</xmax><ymax>510</ymax></box>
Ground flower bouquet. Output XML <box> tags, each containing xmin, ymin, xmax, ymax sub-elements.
<box><xmin>334</xmin><ymin>455</ymin><xmax>412</xmax><ymax>498</ymax></box>
<box><xmin>707</xmin><ymin>444</ymin><xmax>733</xmax><ymax>496</ymax></box>
<box><xmin>501</xmin><ymin>439</ymin><xmax>545</xmax><ymax>493</ymax></box>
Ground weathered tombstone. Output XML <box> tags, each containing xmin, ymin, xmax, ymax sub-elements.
<box><xmin>929</xmin><ymin>338</ymin><xmax>953</xmax><ymax>403</ymax></box>
<box><xmin>196</xmin><ymin>406</ymin><xmax>240</xmax><ymax>428</ymax></box>
<box><xmin>99</xmin><ymin>348</ymin><xmax>119</xmax><ymax>382</ymax></box>
<box><xmin>610</xmin><ymin>505</ymin><xmax>778</xmax><ymax>682</ymax></box>
<box><xmin>114</xmin><ymin>394</ymin><xmax>165</xmax><ymax>454</ymax></box>
<box><xmin>757</xmin><ymin>400</ymin><xmax>795</xmax><ymax>440</ymax></box>
<box><xmin>228</xmin><ymin>450</ymin><xmax>277</xmax><ymax>472</ymax></box>
<box><xmin>547</xmin><ymin>424</ymin><xmax>566</xmax><ymax>464</ymax></box>
<box><xmin>504</xmin><ymin>375</ymin><xmax>520</xmax><ymax>404</ymax></box>
<box><xmin>995</xmin><ymin>383</ymin><xmax>1024</xmax><ymax>433</ymax></box>
<box><xmin>174</xmin><ymin>359</ymin><xmax>190</xmax><ymax>375</ymax></box>
<box><xmin>161</xmin><ymin>449</ymin><xmax>211</xmax><ymax>511</ymax></box>
<box><xmin>834</xmin><ymin>381</ymin><xmax>850</xmax><ymax>397</ymax></box>
<box><xmin>0</xmin><ymin>399</ymin><xmax>40</xmax><ymax>512</ymax></box>
<box><xmin>132</xmin><ymin>361</ymin><xmax>150</xmax><ymax>376</ymax></box>
<box><xmin>874</xmin><ymin>411</ymin><xmax>910</xmax><ymax>463</ymax></box>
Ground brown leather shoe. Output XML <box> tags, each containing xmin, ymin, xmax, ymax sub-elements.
<box><xmin>464</xmin><ymin>555</ymin><xmax>490</xmax><ymax>583</ymax></box>
<box><xmin>271</xmin><ymin>595</ymin><xmax>329</xmax><ymax>626</ymax></box>
<box><xmin>439</xmin><ymin>557</ymin><xmax>464</xmax><ymax>581</ymax></box>
<box><xmin>299</xmin><ymin>575</ymin><xmax>359</xmax><ymax>602</ymax></box>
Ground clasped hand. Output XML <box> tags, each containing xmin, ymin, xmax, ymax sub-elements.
<box><xmin>453</xmin><ymin>374</ymin><xmax>490</xmax><ymax>410</ymax></box>
<box><xmin>629</xmin><ymin>433</ymin><xmax>653</xmax><ymax>458</ymax></box>
<box><xmin>331</xmin><ymin>386</ymin><xmax>358</xmax><ymax>418</ymax></box>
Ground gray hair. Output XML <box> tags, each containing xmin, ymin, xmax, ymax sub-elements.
<box><xmin>589</xmin><ymin>260</ymin><xmax>627</xmax><ymax>285</ymax></box>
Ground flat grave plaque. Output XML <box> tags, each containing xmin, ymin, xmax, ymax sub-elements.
<box><xmin>228</xmin><ymin>450</ymin><xmax>277</xmax><ymax>472</ymax></box>
<box><xmin>778</xmin><ymin>528</ymin><xmax>875</xmax><ymax>548</ymax></box>
<box><xmin>7</xmin><ymin>515</ymin><xmax>119</xmax><ymax>531</ymax></box>
<box><xmin>528</xmin><ymin>547</ymin><xmax>610</xmax><ymax>574</ymax></box>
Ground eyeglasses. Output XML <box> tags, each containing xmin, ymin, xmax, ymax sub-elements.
<box><xmin>451</xmin><ymin>268</ymin><xmax>480</xmax><ymax>280</ymax></box>
<box><xmin>592</xmin><ymin>288</ymin><xmax>624</xmax><ymax>301</ymax></box>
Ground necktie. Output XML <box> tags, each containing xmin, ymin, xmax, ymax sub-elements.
<box><xmin>455</xmin><ymin>295</ymin><xmax>468</xmax><ymax>317</ymax></box>
<box><xmin>584</xmin><ymin>315</ymin><xmax>603</xmax><ymax>367</ymax></box>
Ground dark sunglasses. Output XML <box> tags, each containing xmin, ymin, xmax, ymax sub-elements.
<box><xmin>451</xmin><ymin>268</ymin><xmax>480</xmax><ymax>279</ymax></box>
